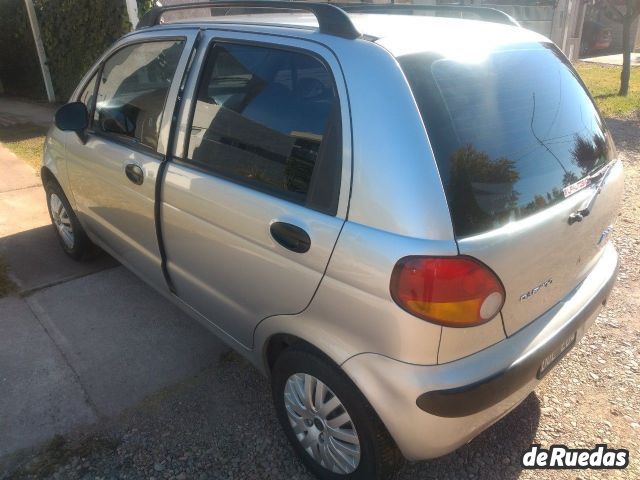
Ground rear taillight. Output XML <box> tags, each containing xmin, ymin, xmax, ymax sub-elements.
<box><xmin>390</xmin><ymin>256</ymin><xmax>505</xmax><ymax>328</ymax></box>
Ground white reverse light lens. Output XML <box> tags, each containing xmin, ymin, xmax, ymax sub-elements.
<box><xmin>479</xmin><ymin>291</ymin><xmax>503</xmax><ymax>320</ymax></box>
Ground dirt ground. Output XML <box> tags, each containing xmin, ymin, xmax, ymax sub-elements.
<box><xmin>517</xmin><ymin>117</ymin><xmax>640</xmax><ymax>480</ymax></box>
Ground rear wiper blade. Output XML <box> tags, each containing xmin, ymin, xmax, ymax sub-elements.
<box><xmin>567</xmin><ymin>161</ymin><xmax>616</xmax><ymax>225</ymax></box>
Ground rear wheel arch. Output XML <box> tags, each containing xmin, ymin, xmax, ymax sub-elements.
<box><xmin>269</xmin><ymin>342</ymin><xmax>405</xmax><ymax>478</ymax></box>
<box><xmin>264</xmin><ymin>333</ymin><xmax>331</xmax><ymax>374</ymax></box>
<box><xmin>262</xmin><ymin>333</ymin><xmax>403</xmax><ymax>452</ymax></box>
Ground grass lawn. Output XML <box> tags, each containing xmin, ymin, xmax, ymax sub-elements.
<box><xmin>0</xmin><ymin>123</ymin><xmax>48</xmax><ymax>173</ymax></box>
<box><xmin>574</xmin><ymin>62</ymin><xmax>640</xmax><ymax>118</ymax></box>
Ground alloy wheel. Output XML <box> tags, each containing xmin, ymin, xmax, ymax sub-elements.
<box><xmin>50</xmin><ymin>193</ymin><xmax>74</xmax><ymax>249</ymax></box>
<box><xmin>284</xmin><ymin>373</ymin><xmax>361</xmax><ymax>474</ymax></box>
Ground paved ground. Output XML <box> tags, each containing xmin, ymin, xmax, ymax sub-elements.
<box><xmin>0</xmin><ymin>99</ymin><xmax>638</xmax><ymax>479</ymax></box>
<box><xmin>582</xmin><ymin>52</ymin><xmax>640</xmax><ymax>66</ymax></box>
<box><xmin>0</xmin><ymin>97</ymin><xmax>57</xmax><ymax>128</ymax></box>
<box><xmin>0</xmin><ymin>145</ymin><xmax>118</xmax><ymax>293</ymax></box>
<box><xmin>0</xmin><ymin>131</ymin><xmax>228</xmax><ymax>461</ymax></box>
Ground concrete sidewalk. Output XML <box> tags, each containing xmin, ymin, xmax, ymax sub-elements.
<box><xmin>0</xmin><ymin>97</ymin><xmax>57</xmax><ymax>128</ymax></box>
<box><xmin>0</xmin><ymin>104</ymin><xmax>227</xmax><ymax>460</ymax></box>
<box><xmin>0</xmin><ymin>146</ymin><xmax>117</xmax><ymax>290</ymax></box>
<box><xmin>582</xmin><ymin>52</ymin><xmax>640</xmax><ymax>66</ymax></box>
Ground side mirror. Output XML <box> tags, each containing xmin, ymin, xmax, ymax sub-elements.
<box><xmin>55</xmin><ymin>102</ymin><xmax>88</xmax><ymax>132</ymax></box>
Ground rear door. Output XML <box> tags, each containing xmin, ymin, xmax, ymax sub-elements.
<box><xmin>162</xmin><ymin>33</ymin><xmax>351</xmax><ymax>347</ymax></box>
<box><xmin>398</xmin><ymin>43</ymin><xmax>623</xmax><ymax>336</ymax></box>
<box><xmin>65</xmin><ymin>32</ymin><xmax>196</xmax><ymax>290</ymax></box>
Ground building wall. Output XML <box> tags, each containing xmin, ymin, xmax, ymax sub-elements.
<box><xmin>482</xmin><ymin>0</ymin><xmax>587</xmax><ymax>60</ymax></box>
<box><xmin>410</xmin><ymin>0</ymin><xmax>587</xmax><ymax>60</ymax></box>
<box><xmin>585</xmin><ymin>2</ymin><xmax>640</xmax><ymax>54</ymax></box>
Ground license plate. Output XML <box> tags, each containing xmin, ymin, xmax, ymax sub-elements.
<box><xmin>537</xmin><ymin>331</ymin><xmax>577</xmax><ymax>379</ymax></box>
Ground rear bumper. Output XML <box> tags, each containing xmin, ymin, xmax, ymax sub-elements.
<box><xmin>341</xmin><ymin>243</ymin><xmax>618</xmax><ymax>461</ymax></box>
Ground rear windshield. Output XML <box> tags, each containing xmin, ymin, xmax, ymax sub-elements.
<box><xmin>398</xmin><ymin>43</ymin><xmax>615</xmax><ymax>237</ymax></box>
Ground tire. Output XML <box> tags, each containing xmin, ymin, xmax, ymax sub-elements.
<box><xmin>272</xmin><ymin>347</ymin><xmax>403</xmax><ymax>480</ymax></box>
<box><xmin>44</xmin><ymin>180</ymin><xmax>92</xmax><ymax>260</ymax></box>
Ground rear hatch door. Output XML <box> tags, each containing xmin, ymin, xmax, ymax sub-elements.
<box><xmin>398</xmin><ymin>42</ymin><xmax>623</xmax><ymax>335</ymax></box>
<box><xmin>457</xmin><ymin>162</ymin><xmax>622</xmax><ymax>335</ymax></box>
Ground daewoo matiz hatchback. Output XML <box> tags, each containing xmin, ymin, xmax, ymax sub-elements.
<box><xmin>44</xmin><ymin>2</ymin><xmax>622</xmax><ymax>479</ymax></box>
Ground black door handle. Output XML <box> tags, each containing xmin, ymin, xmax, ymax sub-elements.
<box><xmin>270</xmin><ymin>222</ymin><xmax>311</xmax><ymax>253</ymax></box>
<box><xmin>125</xmin><ymin>163</ymin><xmax>144</xmax><ymax>185</ymax></box>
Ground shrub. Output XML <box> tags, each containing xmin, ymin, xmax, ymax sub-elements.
<box><xmin>0</xmin><ymin>0</ymin><xmax>131</xmax><ymax>101</ymax></box>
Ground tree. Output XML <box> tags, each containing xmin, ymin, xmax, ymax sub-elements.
<box><xmin>604</xmin><ymin>0</ymin><xmax>640</xmax><ymax>96</ymax></box>
<box><xmin>447</xmin><ymin>144</ymin><xmax>520</xmax><ymax>234</ymax></box>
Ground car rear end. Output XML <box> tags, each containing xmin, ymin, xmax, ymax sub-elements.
<box><xmin>340</xmin><ymin>19</ymin><xmax>623</xmax><ymax>460</ymax></box>
<box><xmin>395</xmin><ymin>36</ymin><xmax>622</xmax><ymax>348</ymax></box>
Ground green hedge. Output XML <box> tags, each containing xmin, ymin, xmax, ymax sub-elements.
<box><xmin>0</xmin><ymin>0</ymin><xmax>132</xmax><ymax>101</ymax></box>
<box><xmin>37</xmin><ymin>0</ymin><xmax>130</xmax><ymax>101</ymax></box>
<box><xmin>0</xmin><ymin>0</ymin><xmax>45</xmax><ymax>99</ymax></box>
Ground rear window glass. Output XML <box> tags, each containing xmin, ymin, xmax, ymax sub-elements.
<box><xmin>398</xmin><ymin>43</ymin><xmax>615</xmax><ymax>237</ymax></box>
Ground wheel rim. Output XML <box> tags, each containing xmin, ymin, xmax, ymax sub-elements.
<box><xmin>284</xmin><ymin>373</ymin><xmax>361</xmax><ymax>474</ymax></box>
<box><xmin>49</xmin><ymin>193</ymin><xmax>74</xmax><ymax>249</ymax></box>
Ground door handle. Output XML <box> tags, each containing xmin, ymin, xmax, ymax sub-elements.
<box><xmin>270</xmin><ymin>222</ymin><xmax>311</xmax><ymax>253</ymax></box>
<box><xmin>125</xmin><ymin>163</ymin><xmax>144</xmax><ymax>185</ymax></box>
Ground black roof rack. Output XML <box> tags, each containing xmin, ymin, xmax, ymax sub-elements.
<box><xmin>137</xmin><ymin>1</ymin><xmax>361</xmax><ymax>39</ymax></box>
<box><xmin>137</xmin><ymin>1</ymin><xmax>520</xmax><ymax>38</ymax></box>
<box><xmin>336</xmin><ymin>3</ymin><xmax>520</xmax><ymax>28</ymax></box>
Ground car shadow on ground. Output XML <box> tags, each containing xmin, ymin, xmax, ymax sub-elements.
<box><xmin>1</xmin><ymin>227</ymin><xmax>542</xmax><ymax>480</ymax></box>
<box><xmin>3</xmin><ymin>348</ymin><xmax>540</xmax><ymax>479</ymax></box>
<box><xmin>0</xmin><ymin>224</ymin><xmax>118</xmax><ymax>293</ymax></box>
<box><xmin>1</xmin><ymin>233</ymin><xmax>540</xmax><ymax>479</ymax></box>
<box><xmin>128</xmin><ymin>354</ymin><xmax>542</xmax><ymax>479</ymax></box>
<box><xmin>401</xmin><ymin>393</ymin><xmax>541</xmax><ymax>479</ymax></box>
<box><xmin>607</xmin><ymin>117</ymin><xmax>640</xmax><ymax>155</ymax></box>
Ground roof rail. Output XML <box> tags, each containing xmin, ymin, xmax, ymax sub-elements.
<box><xmin>336</xmin><ymin>3</ymin><xmax>520</xmax><ymax>28</ymax></box>
<box><xmin>137</xmin><ymin>1</ymin><xmax>361</xmax><ymax>39</ymax></box>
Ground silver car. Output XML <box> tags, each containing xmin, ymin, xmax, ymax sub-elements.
<box><xmin>43</xmin><ymin>2</ymin><xmax>623</xmax><ymax>479</ymax></box>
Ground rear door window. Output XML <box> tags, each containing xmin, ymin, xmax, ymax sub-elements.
<box><xmin>398</xmin><ymin>43</ymin><xmax>615</xmax><ymax>237</ymax></box>
<box><xmin>94</xmin><ymin>40</ymin><xmax>185</xmax><ymax>151</ymax></box>
<box><xmin>185</xmin><ymin>43</ymin><xmax>342</xmax><ymax>215</ymax></box>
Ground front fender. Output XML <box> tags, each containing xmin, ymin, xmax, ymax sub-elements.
<box><xmin>42</xmin><ymin>127</ymin><xmax>76</xmax><ymax>209</ymax></box>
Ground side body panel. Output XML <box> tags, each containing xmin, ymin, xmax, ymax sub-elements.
<box><xmin>332</xmin><ymin>38</ymin><xmax>454</xmax><ymax>241</ymax></box>
<box><xmin>63</xmin><ymin>30</ymin><xmax>197</xmax><ymax>291</ymax></box>
<box><xmin>251</xmin><ymin>34</ymin><xmax>462</xmax><ymax>368</ymax></box>
<box><xmin>162</xmin><ymin>31</ymin><xmax>353</xmax><ymax>348</ymax></box>
<box><xmin>67</xmin><ymin>139</ymin><xmax>166</xmax><ymax>289</ymax></box>
<box><xmin>42</xmin><ymin>128</ymin><xmax>72</xmax><ymax>202</ymax></box>
<box><xmin>254</xmin><ymin>221</ymin><xmax>458</xmax><ymax>368</ymax></box>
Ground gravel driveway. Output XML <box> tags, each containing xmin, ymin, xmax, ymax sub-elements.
<box><xmin>2</xmin><ymin>118</ymin><xmax>638</xmax><ymax>480</ymax></box>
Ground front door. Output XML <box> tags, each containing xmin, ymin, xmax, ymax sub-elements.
<box><xmin>162</xmin><ymin>36</ymin><xmax>351</xmax><ymax>347</ymax></box>
<box><xmin>66</xmin><ymin>33</ymin><xmax>195</xmax><ymax>290</ymax></box>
